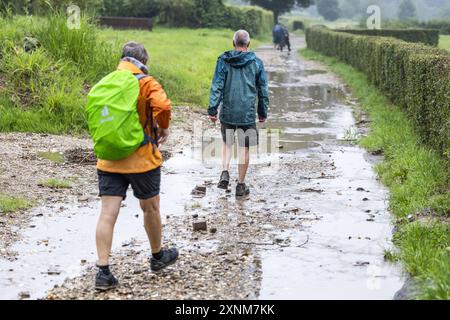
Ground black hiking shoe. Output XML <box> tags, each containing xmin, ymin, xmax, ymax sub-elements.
<box><xmin>217</xmin><ymin>171</ymin><xmax>230</xmax><ymax>189</ymax></box>
<box><xmin>150</xmin><ymin>248</ymin><xmax>179</xmax><ymax>272</ymax></box>
<box><xmin>95</xmin><ymin>267</ymin><xmax>118</xmax><ymax>291</ymax></box>
<box><xmin>236</xmin><ymin>183</ymin><xmax>250</xmax><ymax>198</ymax></box>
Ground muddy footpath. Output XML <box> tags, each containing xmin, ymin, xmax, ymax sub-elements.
<box><xmin>0</xmin><ymin>36</ymin><xmax>405</xmax><ymax>300</ymax></box>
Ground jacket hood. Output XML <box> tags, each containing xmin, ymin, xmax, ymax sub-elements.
<box><xmin>221</xmin><ymin>50</ymin><xmax>256</xmax><ymax>68</ymax></box>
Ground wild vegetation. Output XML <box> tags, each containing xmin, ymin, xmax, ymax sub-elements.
<box><xmin>0</xmin><ymin>12</ymin><xmax>265</xmax><ymax>135</ymax></box>
<box><xmin>0</xmin><ymin>14</ymin><xmax>114</xmax><ymax>134</ymax></box>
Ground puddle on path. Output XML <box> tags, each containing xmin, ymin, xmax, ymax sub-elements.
<box><xmin>255</xmin><ymin>38</ymin><xmax>404</xmax><ymax>300</ymax></box>
<box><xmin>0</xmin><ymin>150</ymin><xmax>216</xmax><ymax>300</ymax></box>
<box><xmin>0</xmin><ymin>36</ymin><xmax>404</xmax><ymax>300</ymax></box>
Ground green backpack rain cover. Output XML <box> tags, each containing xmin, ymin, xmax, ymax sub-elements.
<box><xmin>86</xmin><ymin>70</ymin><xmax>145</xmax><ymax>161</ymax></box>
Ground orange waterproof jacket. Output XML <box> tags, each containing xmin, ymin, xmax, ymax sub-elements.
<box><xmin>97</xmin><ymin>61</ymin><xmax>172</xmax><ymax>174</ymax></box>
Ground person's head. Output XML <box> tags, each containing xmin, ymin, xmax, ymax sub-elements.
<box><xmin>233</xmin><ymin>30</ymin><xmax>251</xmax><ymax>51</ymax></box>
<box><xmin>121</xmin><ymin>41</ymin><xmax>149</xmax><ymax>65</ymax></box>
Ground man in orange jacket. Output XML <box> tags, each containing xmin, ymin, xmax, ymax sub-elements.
<box><xmin>94</xmin><ymin>42</ymin><xmax>178</xmax><ymax>291</ymax></box>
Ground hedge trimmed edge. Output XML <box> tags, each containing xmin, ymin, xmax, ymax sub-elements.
<box><xmin>306</xmin><ymin>27</ymin><xmax>450</xmax><ymax>156</ymax></box>
<box><xmin>337</xmin><ymin>29</ymin><xmax>440</xmax><ymax>47</ymax></box>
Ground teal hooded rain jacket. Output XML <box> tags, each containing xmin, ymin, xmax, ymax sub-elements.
<box><xmin>208</xmin><ymin>50</ymin><xmax>269</xmax><ymax>126</ymax></box>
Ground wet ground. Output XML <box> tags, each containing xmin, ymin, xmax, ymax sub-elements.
<box><xmin>0</xmin><ymin>36</ymin><xmax>405</xmax><ymax>300</ymax></box>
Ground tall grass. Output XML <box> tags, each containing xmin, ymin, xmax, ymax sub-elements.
<box><xmin>301</xmin><ymin>48</ymin><xmax>449</xmax><ymax>299</ymax></box>
<box><xmin>0</xmin><ymin>44</ymin><xmax>87</xmax><ymax>134</ymax></box>
<box><xmin>394</xmin><ymin>222</ymin><xmax>450</xmax><ymax>300</ymax></box>
<box><xmin>0</xmin><ymin>13</ymin><xmax>263</xmax><ymax>134</ymax></box>
<box><xmin>34</xmin><ymin>11</ymin><xmax>117</xmax><ymax>83</ymax></box>
<box><xmin>0</xmin><ymin>15</ymin><xmax>33</xmax><ymax>54</ymax></box>
<box><xmin>0</xmin><ymin>13</ymin><xmax>117</xmax><ymax>134</ymax></box>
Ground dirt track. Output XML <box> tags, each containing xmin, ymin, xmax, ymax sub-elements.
<box><xmin>0</xmin><ymin>36</ymin><xmax>404</xmax><ymax>300</ymax></box>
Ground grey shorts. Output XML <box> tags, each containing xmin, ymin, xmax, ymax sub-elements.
<box><xmin>98</xmin><ymin>167</ymin><xmax>161</xmax><ymax>200</ymax></box>
<box><xmin>221</xmin><ymin>123</ymin><xmax>259</xmax><ymax>148</ymax></box>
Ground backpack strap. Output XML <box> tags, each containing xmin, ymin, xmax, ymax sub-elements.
<box><xmin>142</xmin><ymin>105</ymin><xmax>159</xmax><ymax>152</ymax></box>
<box><xmin>134</xmin><ymin>74</ymin><xmax>159</xmax><ymax>151</ymax></box>
<box><xmin>135</xmin><ymin>73</ymin><xmax>149</xmax><ymax>81</ymax></box>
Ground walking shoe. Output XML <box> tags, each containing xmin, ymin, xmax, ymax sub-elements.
<box><xmin>95</xmin><ymin>267</ymin><xmax>118</xmax><ymax>291</ymax></box>
<box><xmin>150</xmin><ymin>248</ymin><xmax>179</xmax><ymax>272</ymax></box>
<box><xmin>236</xmin><ymin>183</ymin><xmax>250</xmax><ymax>198</ymax></box>
<box><xmin>217</xmin><ymin>170</ymin><xmax>230</xmax><ymax>189</ymax></box>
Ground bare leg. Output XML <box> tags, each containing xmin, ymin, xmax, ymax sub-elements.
<box><xmin>96</xmin><ymin>196</ymin><xmax>122</xmax><ymax>266</ymax></box>
<box><xmin>140</xmin><ymin>195</ymin><xmax>162</xmax><ymax>254</ymax></box>
<box><xmin>222</xmin><ymin>143</ymin><xmax>233</xmax><ymax>172</ymax></box>
<box><xmin>238</xmin><ymin>147</ymin><xmax>250</xmax><ymax>183</ymax></box>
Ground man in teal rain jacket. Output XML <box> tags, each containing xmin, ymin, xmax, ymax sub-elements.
<box><xmin>208</xmin><ymin>30</ymin><xmax>269</xmax><ymax>198</ymax></box>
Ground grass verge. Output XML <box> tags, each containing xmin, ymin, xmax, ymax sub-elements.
<box><xmin>0</xmin><ymin>194</ymin><xmax>33</xmax><ymax>213</ymax></box>
<box><xmin>300</xmin><ymin>48</ymin><xmax>449</xmax><ymax>300</ymax></box>
<box><xmin>440</xmin><ymin>35</ymin><xmax>450</xmax><ymax>52</ymax></box>
<box><xmin>39</xmin><ymin>178</ymin><xmax>72</xmax><ymax>189</ymax></box>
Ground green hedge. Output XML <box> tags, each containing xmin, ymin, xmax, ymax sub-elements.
<box><xmin>306</xmin><ymin>27</ymin><xmax>450</xmax><ymax>156</ymax></box>
<box><xmin>292</xmin><ymin>20</ymin><xmax>305</xmax><ymax>31</ymax></box>
<box><xmin>375</xmin><ymin>20</ymin><xmax>450</xmax><ymax>36</ymax></box>
<box><xmin>421</xmin><ymin>21</ymin><xmax>450</xmax><ymax>35</ymax></box>
<box><xmin>158</xmin><ymin>0</ymin><xmax>273</xmax><ymax>36</ymax></box>
<box><xmin>158</xmin><ymin>0</ymin><xmax>199</xmax><ymax>28</ymax></box>
<box><xmin>337</xmin><ymin>29</ymin><xmax>440</xmax><ymax>47</ymax></box>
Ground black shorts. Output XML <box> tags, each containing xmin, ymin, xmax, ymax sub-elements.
<box><xmin>221</xmin><ymin>123</ymin><xmax>259</xmax><ymax>148</ymax></box>
<box><xmin>98</xmin><ymin>167</ymin><xmax>161</xmax><ymax>200</ymax></box>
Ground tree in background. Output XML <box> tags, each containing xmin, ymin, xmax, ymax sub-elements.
<box><xmin>441</xmin><ymin>6</ymin><xmax>450</xmax><ymax>19</ymax></box>
<box><xmin>158</xmin><ymin>0</ymin><xmax>200</xmax><ymax>27</ymax></box>
<box><xmin>338</xmin><ymin>0</ymin><xmax>359</xmax><ymax>19</ymax></box>
<box><xmin>247</xmin><ymin>0</ymin><xmax>313</xmax><ymax>23</ymax></box>
<box><xmin>398</xmin><ymin>0</ymin><xmax>417</xmax><ymax>20</ymax></box>
<box><xmin>317</xmin><ymin>0</ymin><xmax>341</xmax><ymax>21</ymax></box>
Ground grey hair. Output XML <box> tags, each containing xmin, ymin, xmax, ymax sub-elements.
<box><xmin>121</xmin><ymin>41</ymin><xmax>149</xmax><ymax>64</ymax></box>
<box><xmin>233</xmin><ymin>30</ymin><xmax>251</xmax><ymax>47</ymax></box>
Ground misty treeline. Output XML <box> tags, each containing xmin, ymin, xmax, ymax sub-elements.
<box><xmin>336</xmin><ymin>0</ymin><xmax>449</xmax><ymax>21</ymax></box>
<box><xmin>228</xmin><ymin>0</ymin><xmax>449</xmax><ymax>21</ymax></box>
